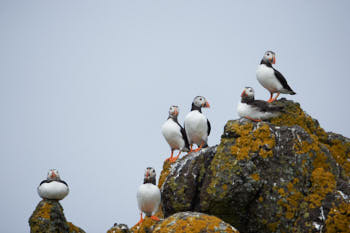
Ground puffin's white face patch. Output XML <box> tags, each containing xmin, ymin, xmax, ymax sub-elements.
<box><xmin>193</xmin><ymin>96</ymin><xmax>207</xmax><ymax>108</ymax></box>
<box><xmin>47</xmin><ymin>169</ymin><xmax>60</xmax><ymax>180</ymax></box>
<box><xmin>145</xmin><ymin>167</ymin><xmax>156</xmax><ymax>179</ymax></box>
<box><xmin>169</xmin><ymin>105</ymin><xmax>179</xmax><ymax>117</ymax></box>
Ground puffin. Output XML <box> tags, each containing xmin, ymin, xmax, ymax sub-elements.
<box><xmin>161</xmin><ymin>105</ymin><xmax>189</xmax><ymax>162</ymax></box>
<box><xmin>237</xmin><ymin>87</ymin><xmax>283</xmax><ymax>122</ymax></box>
<box><xmin>136</xmin><ymin>167</ymin><xmax>161</xmax><ymax>225</ymax></box>
<box><xmin>184</xmin><ymin>96</ymin><xmax>211</xmax><ymax>152</ymax></box>
<box><xmin>256</xmin><ymin>51</ymin><xmax>296</xmax><ymax>102</ymax></box>
<box><xmin>37</xmin><ymin>169</ymin><xmax>69</xmax><ymax>200</ymax></box>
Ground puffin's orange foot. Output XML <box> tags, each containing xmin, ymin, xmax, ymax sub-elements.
<box><xmin>135</xmin><ymin>218</ymin><xmax>144</xmax><ymax>225</ymax></box>
<box><xmin>150</xmin><ymin>216</ymin><xmax>160</xmax><ymax>221</ymax></box>
<box><xmin>194</xmin><ymin>148</ymin><xmax>201</xmax><ymax>152</ymax></box>
<box><xmin>170</xmin><ymin>156</ymin><xmax>179</xmax><ymax>162</ymax></box>
<box><xmin>244</xmin><ymin>116</ymin><xmax>261</xmax><ymax>122</ymax></box>
<box><xmin>267</xmin><ymin>99</ymin><xmax>274</xmax><ymax>103</ymax></box>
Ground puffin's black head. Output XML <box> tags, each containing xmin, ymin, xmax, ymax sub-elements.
<box><xmin>144</xmin><ymin>167</ymin><xmax>156</xmax><ymax>185</ymax></box>
<box><xmin>262</xmin><ymin>51</ymin><xmax>276</xmax><ymax>65</ymax></box>
<box><xmin>191</xmin><ymin>96</ymin><xmax>210</xmax><ymax>112</ymax></box>
<box><xmin>47</xmin><ymin>169</ymin><xmax>60</xmax><ymax>181</ymax></box>
<box><xmin>241</xmin><ymin>87</ymin><xmax>255</xmax><ymax>103</ymax></box>
<box><xmin>168</xmin><ymin>105</ymin><xmax>179</xmax><ymax>119</ymax></box>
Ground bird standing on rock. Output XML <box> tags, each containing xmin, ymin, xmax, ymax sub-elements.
<box><xmin>256</xmin><ymin>51</ymin><xmax>296</xmax><ymax>102</ymax></box>
<box><xmin>184</xmin><ymin>96</ymin><xmax>211</xmax><ymax>153</ymax></box>
<box><xmin>237</xmin><ymin>87</ymin><xmax>283</xmax><ymax>122</ymax></box>
<box><xmin>37</xmin><ymin>169</ymin><xmax>69</xmax><ymax>200</ymax></box>
<box><xmin>136</xmin><ymin>167</ymin><xmax>161</xmax><ymax>225</ymax></box>
<box><xmin>161</xmin><ymin>105</ymin><xmax>189</xmax><ymax>163</ymax></box>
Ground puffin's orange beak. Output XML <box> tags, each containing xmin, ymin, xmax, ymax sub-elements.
<box><xmin>174</xmin><ymin>108</ymin><xmax>178</xmax><ymax>116</ymax></box>
<box><xmin>272</xmin><ymin>56</ymin><xmax>276</xmax><ymax>64</ymax></box>
<box><xmin>241</xmin><ymin>90</ymin><xmax>246</xmax><ymax>97</ymax></box>
<box><xmin>146</xmin><ymin>172</ymin><xmax>149</xmax><ymax>178</ymax></box>
<box><xmin>204</xmin><ymin>101</ymin><xmax>210</xmax><ymax>108</ymax></box>
<box><xmin>51</xmin><ymin>172</ymin><xmax>56</xmax><ymax>178</ymax></box>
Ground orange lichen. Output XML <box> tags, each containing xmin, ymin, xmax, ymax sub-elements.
<box><xmin>152</xmin><ymin>213</ymin><xmax>239</xmax><ymax>233</ymax></box>
<box><xmin>326</xmin><ymin>139</ymin><xmax>350</xmax><ymax>176</ymax></box>
<box><xmin>158</xmin><ymin>160</ymin><xmax>172</xmax><ymax>189</ymax></box>
<box><xmin>250</xmin><ymin>173</ymin><xmax>260</xmax><ymax>181</ymax></box>
<box><xmin>229</xmin><ymin>122</ymin><xmax>275</xmax><ymax>160</ymax></box>
<box><xmin>130</xmin><ymin>216</ymin><xmax>159</xmax><ymax>233</ymax></box>
<box><xmin>325</xmin><ymin>202</ymin><xmax>350</xmax><ymax>233</ymax></box>
<box><xmin>306</xmin><ymin>168</ymin><xmax>336</xmax><ymax>209</ymax></box>
<box><xmin>36</xmin><ymin>201</ymin><xmax>52</xmax><ymax>220</ymax></box>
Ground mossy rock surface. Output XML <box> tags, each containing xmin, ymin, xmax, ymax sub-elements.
<box><xmin>153</xmin><ymin>211</ymin><xmax>239</xmax><ymax>233</ymax></box>
<box><xmin>29</xmin><ymin>200</ymin><xmax>85</xmax><ymax>233</ymax></box>
<box><xmin>160</xmin><ymin>99</ymin><xmax>350</xmax><ymax>233</ymax></box>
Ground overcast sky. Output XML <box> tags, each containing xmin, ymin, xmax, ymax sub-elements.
<box><xmin>1</xmin><ymin>1</ymin><xmax>349</xmax><ymax>232</ymax></box>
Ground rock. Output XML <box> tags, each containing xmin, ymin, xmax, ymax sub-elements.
<box><xmin>29</xmin><ymin>200</ymin><xmax>85</xmax><ymax>233</ymax></box>
<box><xmin>160</xmin><ymin>99</ymin><xmax>350</xmax><ymax>233</ymax></box>
<box><xmin>107</xmin><ymin>223</ymin><xmax>130</xmax><ymax>233</ymax></box>
<box><xmin>152</xmin><ymin>211</ymin><xmax>239</xmax><ymax>233</ymax></box>
<box><xmin>129</xmin><ymin>216</ymin><xmax>160</xmax><ymax>233</ymax></box>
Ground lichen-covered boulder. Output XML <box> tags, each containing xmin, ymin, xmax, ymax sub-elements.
<box><xmin>161</xmin><ymin>146</ymin><xmax>217</xmax><ymax>214</ymax></box>
<box><xmin>129</xmin><ymin>216</ymin><xmax>160</xmax><ymax>233</ymax></box>
<box><xmin>29</xmin><ymin>200</ymin><xmax>85</xmax><ymax>233</ymax></box>
<box><xmin>153</xmin><ymin>212</ymin><xmax>239</xmax><ymax>233</ymax></box>
<box><xmin>160</xmin><ymin>99</ymin><xmax>350</xmax><ymax>233</ymax></box>
<box><xmin>107</xmin><ymin>223</ymin><xmax>130</xmax><ymax>233</ymax></box>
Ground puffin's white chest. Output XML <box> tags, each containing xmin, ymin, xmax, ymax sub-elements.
<box><xmin>184</xmin><ymin>110</ymin><xmax>208</xmax><ymax>145</ymax></box>
<box><xmin>256</xmin><ymin>64</ymin><xmax>282</xmax><ymax>92</ymax></box>
<box><xmin>38</xmin><ymin>181</ymin><xmax>69</xmax><ymax>200</ymax></box>
<box><xmin>237</xmin><ymin>102</ymin><xmax>279</xmax><ymax>120</ymax></box>
<box><xmin>161</xmin><ymin>119</ymin><xmax>185</xmax><ymax>150</ymax></box>
<box><xmin>137</xmin><ymin>183</ymin><xmax>161</xmax><ymax>216</ymax></box>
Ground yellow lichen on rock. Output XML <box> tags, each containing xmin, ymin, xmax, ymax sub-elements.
<box><xmin>158</xmin><ymin>160</ymin><xmax>172</xmax><ymax>189</ymax></box>
<box><xmin>325</xmin><ymin>202</ymin><xmax>350</xmax><ymax>233</ymax></box>
<box><xmin>306</xmin><ymin>168</ymin><xmax>336</xmax><ymax>209</ymax></box>
<box><xmin>229</xmin><ymin>121</ymin><xmax>275</xmax><ymax>160</ymax></box>
<box><xmin>152</xmin><ymin>212</ymin><xmax>239</xmax><ymax>233</ymax></box>
<box><xmin>326</xmin><ymin>139</ymin><xmax>350</xmax><ymax>176</ymax></box>
<box><xmin>270</xmin><ymin>100</ymin><xmax>327</xmax><ymax>140</ymax></box>
<box><xmin>130</xmin><ymin>217</ymin><xmax>159</xmax><ymax>233</ymax></box>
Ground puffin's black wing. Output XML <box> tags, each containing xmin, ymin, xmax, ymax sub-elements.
<box><xmin>207</xmin><ymin>119</ymin><xmax>211</xmax><ymax>136</ymax></box>
<box><xmin>59</xmin><ymin>180</ymin><xmax>68</xmax><ymax>186</ymax></box>
<box><xmin>251</xmin><ymin>100</ymin><xmax>284</xmax><ymax>112</ymax></box>
<box><xmin>39</xmin><ymin>179</ymin><xmax>68</xmax><ymax>186</ymax></box>
<box><xmin>39</xmin><ymin>180</ymin><xmax>49</xmax><ymax>186</ymax></box>
<box><xmin>272</xmin><ymin>68</ymin><xmax>296</xmax><ymax>94</ymax></box>
<box><xmin>176</xmin><ymin>122</ymin><xmax>190</xmax><ymax>150</ymax></box>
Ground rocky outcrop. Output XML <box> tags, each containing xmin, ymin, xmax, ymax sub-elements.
<box><xmin>160</xmin><ymin>99</ymin><xmax>350</xmax><ymax>233</ymax></box>
<box><xmin>107</xmin><ymin>223</ymin><xmax>130</xmax><ymax>233</ymax></box>
<box><xmin>153</xmin><ymin>212</ymin><xmax>239</xmax><ymax>233</ymax></box>
<box><xmin>29</xmin><ymin>200</ymin><xmax>85</xmax><ymax>233</ymax></box>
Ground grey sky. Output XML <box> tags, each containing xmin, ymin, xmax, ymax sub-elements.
<box><xmin>0</xmin><ymin>1</ymin><xmax>349</xmax><ymax>232</ymax></box>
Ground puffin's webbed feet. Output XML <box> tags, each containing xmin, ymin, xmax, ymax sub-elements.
<box><xmin>194</xmin><ymin>141</ymin><xmax>205</xmax><ymax>152</ymax></box>
<box><xmin>267</xmin><ymin>92</ymin><xmax>280</xmax><ymax>103</ymax></box>
<box><xmin>165</xmin><ymin>151</ymin><xmax>174</xmax><ymax>162</ymax></box>
<box><xmin>171</xmin><ymin>151</ymin><xmax>181</xmax><ymax>162</ymax></box>
<box><xmin>244</xmin><ymin>116</ymin><xmax>261</xmax><ymax>122</ymax></box>
<box><xmin>150</xmin><ymin>216</ymin><xmax>160</xmax><ymax>221</ymax></box>
<box><xmin>135</xmin><ymin>213</ymin><xmax>144</xmax><ymax>225</ymax></box>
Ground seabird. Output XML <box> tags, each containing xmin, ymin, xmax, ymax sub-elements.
<box><xmin>237</xmin><ymin>87</ymin><xmax>283</xmax><ymax>122</ymax></box>
<box><xmin>184</xmin><ymin>96</ymin><xmax>211</xmax><ymax>152</ymax></box>
<box><xmin>37</xmin><ymin>169</ymin><xmax>69</xmax><ymax>200</ymax></box>
<box><xmin>256</xmin><ymin>51</ymin><xmax>296</xmax><ymax>102</ymax></box>
<box><xmin>161</xmin><ymin>105</ymin><xmax>189</xmax><ymax>162</ymax></box>
<box><xmin>136</xmin><ymin>167</ymin><xmax>161</xmax><ymax>225</ymax></box>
